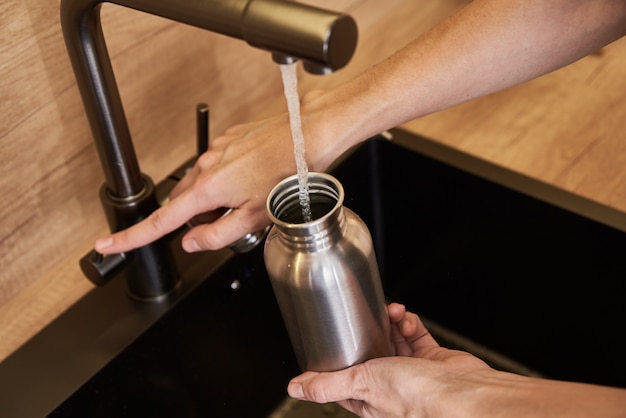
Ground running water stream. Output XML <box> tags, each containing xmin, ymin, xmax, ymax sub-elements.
<box><xmin>280</xmin><ymin>63</ymin><xmax>312</xmax><ymax>223</ymax></box>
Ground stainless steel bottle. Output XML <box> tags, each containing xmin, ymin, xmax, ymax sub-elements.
<box><xmin>264</xmin><ymin>172</ymin><xmax>394</xmax><ymax>372</ymax></box>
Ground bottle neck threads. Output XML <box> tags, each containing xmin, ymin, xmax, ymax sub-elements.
<box><xmin>267</xmin><ymin>172</ymin><xmax>345</xmax><ymax>245</ymax></box>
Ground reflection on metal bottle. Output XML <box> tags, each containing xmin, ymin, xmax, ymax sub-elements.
<box><xmin>264</xmin><ymin>172</ymin><xmax>393</xmax><ymax>372</ymax></box>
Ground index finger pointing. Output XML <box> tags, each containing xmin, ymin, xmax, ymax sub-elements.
<box><xmin>94</xmin><ymin>190</ymin><xmax>204</xmax><ymax>254</ymax></box>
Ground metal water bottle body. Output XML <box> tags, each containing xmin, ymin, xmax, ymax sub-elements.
<box><xmin>264</xmin><ymin>172</ymin><xmax>394</xmax><ymax>372</ymax></box>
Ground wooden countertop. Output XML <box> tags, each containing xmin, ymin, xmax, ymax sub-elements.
<box><xmin>403</xmin><ymin>38</ymin><xmax>626</xmax><ymax>214</ymax></box>
<box><xmin>1</xmin><ymin>0</ymin><xmax>624</xmax><ymax>363</ymax></box>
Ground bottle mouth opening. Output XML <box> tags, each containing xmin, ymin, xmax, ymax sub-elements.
<box><xmin>267</xmin><ymin>172</ymin><xmax>343</xmax><ymax>226</ymax></box>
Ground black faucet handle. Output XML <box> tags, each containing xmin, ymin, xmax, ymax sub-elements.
<box><xmin>196</xmin><ymin>103</ymin><xmax>209</xmax><ymax>156</ymax></box>
<box><xmin>80</xmin><ymin>250</ymin><xmax>127</xmax><ymax>287</ymax></box>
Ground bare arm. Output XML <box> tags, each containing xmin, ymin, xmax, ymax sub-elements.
<box><xmin>290</xmin><ymin>358</ymin><xmax>626</xmax><ymax>418</ymax></box>
<box><xmin>465</xmin><ymin>373</ymin><xmax>626</xmax><ymax>418</ymax></box>
<box><xmin>288</xmin><ymin>304</ymin><xmax>626</xmax><ymax>418</ymax></box>
<box><xmin>302</xmin><ymin>0</ymin><xmax>626</xmax><ymax>170</ymax></box>
<box><xmin>95</xmin><ymin>0</ymin><xmax>626</xmax><ymax>253</ymax></box>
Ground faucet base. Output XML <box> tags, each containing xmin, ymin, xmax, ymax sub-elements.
<box><xmin>100</xmin><ymin>174</ymin><xmax>180</xmax><ymax>300</ymax></box>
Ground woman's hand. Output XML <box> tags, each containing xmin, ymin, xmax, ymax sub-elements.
<box><xmin>287</xmin><ymin>304</ymin><xmax>491</xmax><ymax>418</ymax></box>
<box><xmin>288</xmin><ymin>303</ymin><xmax>626</xmax><ymax>418</ymax></box>
<box><xmin>95</xmin><ymin>113</ymin><xmax>304</xmax><ymax>254</ymax></box>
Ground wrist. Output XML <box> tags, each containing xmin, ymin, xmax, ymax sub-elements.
<box><xmin>299</xmin><ymin>89</ymin><xmax>356</xmax><ymax>172</ymax></box>
<box><xmin>299</xmin><ymin>82</ymin><xmax>386</xmax><ymax>172</ymax></box>
<box><xmin>430</xmin><ymin>368</ymin><xmax>530</xmax><ymax>418</ymax></box>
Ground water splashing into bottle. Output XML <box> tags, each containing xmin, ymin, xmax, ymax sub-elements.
<box><xmin>280</xmin><ymin>63</ymin><xmax>312</xmax><ymax>223</ymax></box>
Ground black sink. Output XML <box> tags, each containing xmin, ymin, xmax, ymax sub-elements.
<box><xmin>334</xmin><ymin>131</ymin><xmax>626</xmax><ymax>387</ymax></box>
<box><xmin>48</xmin><ymin>248</ymin><xmax>299</xmax><ymax>417</ymax></box>
<box><xmin>1</xmin><ymin>128</ymin><xmax>625</xmax><ymax>417</ymax></box>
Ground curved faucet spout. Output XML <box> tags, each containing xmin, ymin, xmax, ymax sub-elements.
<box><xmin>60</xmin><ymin>0</ymin><xmax>357</xmax><ymax>198</ymax></box>
<box><xmin>61</xmin><ymin>0</ymin><xmax>357</xmax><ymax>300</ymax></box>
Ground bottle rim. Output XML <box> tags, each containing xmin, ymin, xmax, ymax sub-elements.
<box><xmin>266</xmin><ymin>172</ymin><xmax>344</xmax><ymax>230</ymax></box>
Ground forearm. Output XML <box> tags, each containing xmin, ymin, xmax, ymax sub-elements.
<box><xmin>445</xmin><ymin>369</ymin><xmax>626</xmax><ymax>418</ymax></box>
<box><xmin>302</xmin><ymin>0</ymin><xmax>626</xmax><ymax>171</ymax></box>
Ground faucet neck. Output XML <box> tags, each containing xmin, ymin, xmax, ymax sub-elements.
<box><xmin>60</xmin><ymin>0</ymin><xmax>356</xmax><ymax>198</ymax></box>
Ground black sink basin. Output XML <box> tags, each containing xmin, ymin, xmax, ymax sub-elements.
<box><xmin>1</xmin><ymin>128</ymin><xmax>625</xmax><ymax>417</ymax></box>
<box><xmin>47</xmin><ymin>248</ymin><xmax>299</xmax><ymax>417</ymax></box>
<box><xmin>335</xmin><ymin>131</ymin><xmax>626</xmax><ymax>387</ymax></box>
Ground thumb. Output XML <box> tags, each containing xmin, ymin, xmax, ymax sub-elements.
<box><xmin>288</xmin><ymin>366</ymin><xmax>369</xmax><ymax>404</ymax></box>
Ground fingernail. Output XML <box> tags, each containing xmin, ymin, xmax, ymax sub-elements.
<box><xmin>287</xmin><ymin>382</ymin><xmax>305</xmax><ymax>400</ymax></box>
<box><xmin>94</xmin><ymin>237</ymin><xmax>112</xmax><ymax>251</ymax></box>
<box><xmin>182</xmin><ymin>238</ymin><xmax>201</xmax><ymax>253</ymax></box>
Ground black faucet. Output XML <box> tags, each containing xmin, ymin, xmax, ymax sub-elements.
<box><xmin>60</xmin><ymin>0</ymin><xmax>357</xmax><ymax>300</ymax></box>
